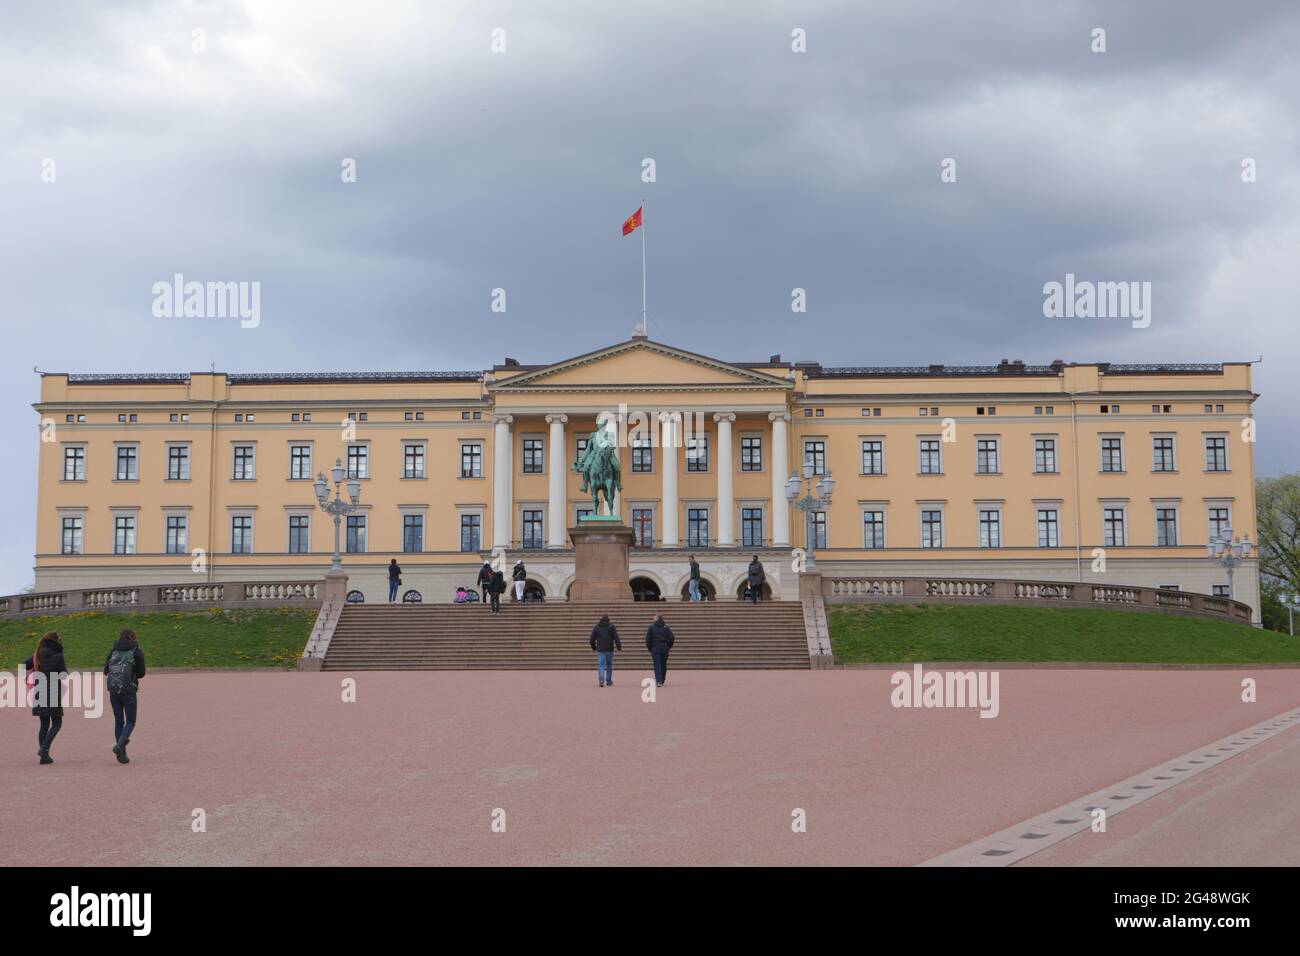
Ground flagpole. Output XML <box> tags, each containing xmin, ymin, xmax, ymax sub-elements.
<box><xmin>640</xmin><ymin>198</ymin><xmax>647</xmax><ymax>337</ymax></box>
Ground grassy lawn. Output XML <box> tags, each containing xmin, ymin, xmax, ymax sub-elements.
<box><xmin>0</xmin><ymin>608</ymin><xmax>318</xmax><ymax>670</ymax></box>
<box><xmin>829</xmin><ymin>603</ymin><xmax>1300</xmax><ymax>665</ymax></box>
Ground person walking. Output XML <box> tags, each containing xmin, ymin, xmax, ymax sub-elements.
<box><xmin>687</xmin><ymin>555</ymin><xmax>701</xmax><ymax>602</ymax></box>
<box><xmin>512</xmin><ymin>559</ymin><xmax>527</xmax><ymax>603</ymax></box>
<box><xmin>645</xmin><ymin>614</ymin><xmax>675</xmax><ymax>687</ymax></box>
<box><xmin>589</xmin><ymin>614</ymin><xmax>622</xmax><ymax>688</ymax></box>
<box><xmin>476</xmin><ymin>559</ymin><xmax>494</xmax><ymax>605</ymax></box>
<box><xmin>30</xmin><ymin>632</ymin><xmax>66</xmax><ymax>765</ymax></box>
<box><xmin>388</xmin><ymin>558</ymin><xmax>402</xmax><ymax>603</ymax></box>
<box><xmin>747</xmin><ymin>555</ymin><xmax>766</xmax><ymax>604</ymax></box>
<box><xmin>489</xmin><ymin>566</ymin><xmax>506</xmax><ymax>614</ymax></box>
<box><xmin>104</xmin><ymin>628</ymin><xmax>146</xmax><ymax>764</ymax></box>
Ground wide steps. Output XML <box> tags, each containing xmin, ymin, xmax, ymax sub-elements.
<box><xmin>320</xmin><ymin>601</ymin><xmax>809</xmax><ymax>670</ymax></box>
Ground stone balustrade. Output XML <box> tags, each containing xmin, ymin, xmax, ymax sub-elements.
<box><xmin>0</xmin><ymin>580</ymin><xmax>323</xmax><ymax>619</ymax></box>
<box><xmin>822</xmin><ymin>575</ymin><xmax>1252</xmax><ymax>625</ymax></box>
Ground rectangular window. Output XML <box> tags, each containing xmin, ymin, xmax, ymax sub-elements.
<box><xmin>685</xmin><ymin>436</ymin><xmax>709</xmax><ymax>472</ymax></box>
<box><xmin>863</xmin><ymin>510</ymin><xmax>885</xmax><ymax>549</ymax></box>
<box><xmin>402</xmin><ymin>515</ymin><xmax>423</xmax><ymax>553</ymax></box>
<box><xmin>976</xmin><ymin>438</ymin><xmax>999</xmax><ymax>474</ymax></box>
<box><xmin>687</xmin><ymin>508</ymin><xmax>710</xmax><ymax>548</ymax></box>
<box><xmin>404</xmin><ymin>443</ymin><xmax>425</xmax><ymax>479</ymax></box>
<box><xmin>165</xmin><ymin>515</ymin><xmax>188</xmax><ymax>554</ymax></box>
<box><xmin>232</xmin><ymin>445</ymin><xmax>255</xmax><ymax>480</ymax></box>
<box><xmin>919</xmin><ymin>439</ymin><xmax>942</xmax><ymax>475</ymax></box>
<box><xmin>288</xmin><ymin>515</ymin><xmax>310</xmax><ymax>554</ymax></box>
<box><xmin>921</xmin><ymin>510</ymin><xmax>943</xmax><ymax>548</ymax></box>
<box><xmin>741</xmin><ymin>436</ymin><xmax>762</xmax><ymax>472</ymax></box>
<box><xmin>978</xmin><ymin>509</ymin><xmax>1001</xmax><ymax>548</ymax></box>
<box><xmin>1207</xmin><ymin>506</ymin><xmax>1230</xmax><ymax>540</ymax></box>
<box><xmin>810</xmin><ymin>511</ymin><xmax>827</xmax><ymax>549</ymax></box>
<box><xmin>231</xmin><ymin>516</ymin><xmax>253</xmax><ymax>554</ymax></box>
<box><xmin>115</xmin><ymin>446</ymin><xmax>138</xmax><ymax>481</ymax></box>
<box><xmin>1037</xmin><ymin>509</ymin><xmax>1059</xmax><ymax>548</ymax></box>
<box><xmin>522</xmin><ymin>510</ymin><xmax>544</xmax><ymax>549</ymax></box>
<box><xmin>346</xmin><ymin>444</ymin><xmax>368</xmax><ymax>479</ymax></box>
<box><xmin>61</xmin><ymin>516</ymin><xmax>84</xmax><ymax>555</ymax></box>
<box><xmin>167</xmin><ymin>445</ymin><xmax>190</xmax><ymax>480</ymax></box>
<box><xmin>1152</xmin><ymin>436</ymin><xmax>1175</xmax><ymax>472</ymax></box>
<box><xmin>1100</xmin><ymin>437</ymin><xmax>1123</xmax><ymax>472</ymax></box>
<box><xmin>632</xmin><ymin>508</ymin><xmax>653</xmax><ymax>547</ymax></box>
<box><xmin>803</xmin><ymin>440</ymin><xmax>826</xmax><ymax>475</ymax></box>
<box><xmin>1034</xmin><ymin>438</ymin><xmax>1057</xmax><ymax>473</ymax></box>
<box><xmin>113</xmin><ymin>515</ymin><xmax>136</xmax><ymax>555</ymax></box>
<box><xmin>1103</xmin><ymin>508</ymin><xmax>1126</xmax><ymax>547</ymax></box>
<box><xmin>63</xmin><ymin>446</ymin><xmax>86</xmax><ymax>481</ymax></box>
<box><xmin>631</xmin><ymin>437</ymin><xmax>653</xmax><ymax>473</ymax></box>
<box><xmin>1212</xmin><ymin>585</ymin><xmax>1230</xmax><ymax>598</ymax></box>
<box><xmin>861</xmin><ymin>439</ymin><xmax>883</xmax><ymax>475</ymax></box>
<box><xmin>460</xmin><ymin>443</ymin><xmax>482</xmax><ymax>478</ymax></box>
<box><xmin>522</xmin><ymin>438</ymin><xmax>544</xmax><ymax>475</ymax></box>
<box><xmin>289</xmin><ymin>445</ymin><xmax>312</xmax><ymax>480</ymax></box>
<box><xmin>346</xmin><ymin>515</ymin><xmax>366</xmax><ymax>554</ymax></box>
<box><xmin>460</xmin><ymin>514</ymin><xmax>481</xmax><ymax>553</ymax></box>
<box><xmin>1156</xmin><ymin>507</ymin><xmax>1178</xmax><ymax>547</ymax></box>
<box><xmin>1204</xmin><ymin>436</ymin><xmax>1228</xmax><ymax>472</ymax></box>
<box><xmin>741</xmin><ymin>507</ymin><xmax>763</xmax><ymax>547</ymax></box>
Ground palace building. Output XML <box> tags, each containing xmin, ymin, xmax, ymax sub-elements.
<box><xmin>32</xmin><ymin>335</ymin><xmax>1262</xmax><ymax>620</ymax></box>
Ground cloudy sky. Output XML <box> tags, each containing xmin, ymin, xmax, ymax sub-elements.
<box><xmin>3</xmin><ymin>0</ymin><xmax>1298</xmax><ymax>591</ymax></box>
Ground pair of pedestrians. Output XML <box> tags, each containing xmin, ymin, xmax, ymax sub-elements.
<box><xmin>29</xmin><ymin>628</ymin><xmax>145</xmax><ymax>765</ymax></box>
<box><xmin>589</xmin><ymin>614</ymin><xmax>675</xmax><ymax>688</ymax></box>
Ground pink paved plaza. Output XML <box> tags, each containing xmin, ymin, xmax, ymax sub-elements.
<box><xmin>5</xmin><ymin>667</ymin><xmax>1300</xmax><ymax>866</ymax></box>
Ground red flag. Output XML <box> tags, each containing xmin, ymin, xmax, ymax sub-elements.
<box><xmin>622</xmin><ymin>206</ymin><xmax>643</xmax><ymax>236</ymax></box>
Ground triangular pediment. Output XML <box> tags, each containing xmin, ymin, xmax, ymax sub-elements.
<box><xmin>490</xmin><ymin>339</ymin><xmax>791</xmax><ymax>392</ymax></box>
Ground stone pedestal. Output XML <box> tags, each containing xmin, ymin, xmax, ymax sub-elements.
<box><xmin>322</xmin><ymin>569</ymin><xmax>349</xmax><ymax>603</ymax></box>
<box><xmin>568</xmin><ymin>522</ymin><xmax>634</xmax><ymax>602</ymax></box>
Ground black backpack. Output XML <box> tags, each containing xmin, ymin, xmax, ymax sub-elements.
<box><xmin>106</xmin><ymin>648</ymin><xmax>136</xmax><ymax>695</ymax></box>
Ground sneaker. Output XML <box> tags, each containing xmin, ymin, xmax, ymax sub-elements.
<box><xmin>38</xmin><ymin>750</ymin><xmax>52</xmax><ymax>765</ymax></box>
<box><xmin>113</xmin><ymin>741</ymin><xmax>129</xmax><ymax>764</ymax></box>
<box><xmin>598</xmin><ymin>682</ymin><xmax>604</xmax><ymax>688</ymax></box>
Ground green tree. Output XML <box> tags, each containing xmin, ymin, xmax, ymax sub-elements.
<box><xmin>1256</xmin><ymin>474</ymin><xmax>1300</xmax><ymax>590</ymax></box>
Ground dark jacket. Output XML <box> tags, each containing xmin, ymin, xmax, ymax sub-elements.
<box><xmin>512</xmin><ymin>563</ymin><xmax>527</xmax><ymax>582</ymax></box>
<box><xmin>104</xmin><ymin>638</ymin><xmax>146</xmax><ymax>696</ymax></box>
<box><xmin>590</xmin><ymin>619</ymin><xmax>622</xmax><ymax>652</ymax></box>
<box><xmin>747</xmin><ymin>560</ymin><xmax>766</xmax><ymax>587</ymax></box>
<box><xmin>689</xmin><ymin>559</ymin><xmax>700</xmax><ymax>582</ymax></box>
<box><xmin>476</xmin><ymin>563</ymin><xmax>493</xmax><ymax>586</ymax></box>
<box><xmin>30</xmin><ymin>639</ymin><xmax>67</xmax><ymax>717</ymax></box>
<box><xmin>388</xmin><ymin>562</ymin><xmax>402</xmax><ymax>582</ymax></box>
<box><xmin>489</xmin><ymin>570</ymin><xmax>506</xmax><ymax>595</ymax></box>
<box><xmin>645</xmin><ymin>619</ymin><xmax>675</xmax><ymax>653</ymax></box>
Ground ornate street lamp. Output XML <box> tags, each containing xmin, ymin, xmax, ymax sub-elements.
<box><xmin>786</xmin><ymin>456</ymin><xmax>835</xmax><ymax>571</ymax></box>
<box><xmin>1283</xmin><ymin>591</ymin><xmax>1300</xmax><ymax>638</ymax></box>
<box><xmin>1206</xmin><ymin>529</ymin><xmax>1253</xmax><ymax>603</ymax></box>
<box><xmin>315</xmin><ymin>457</ymin><xmax>362</xmax><ymax>572</ymax></box>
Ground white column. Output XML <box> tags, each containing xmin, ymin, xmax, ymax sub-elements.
<box><xmin>492</xmin><ymin>414</ymin><xmax>513</xmax><ymax>548</ymax></box>
<box><xmin>546</xmin><ymin>414</ymin><xmax>567</xmax><ymax>547</ymax></box>
<box><xmin>769</xmin><ymin>412</ymin><xmax>790</xmax><ymax>547</ymax></box>
<box><xmin>714</xmin><ymin>412</ymin><xmax>735</xmax><ymax>547</ymax></box>
<box><xmin>660</xmin><ymin>411</ymin><xmax>680</xmax><ymax>547</ymax></box>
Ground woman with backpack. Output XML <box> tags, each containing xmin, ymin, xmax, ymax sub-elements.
<box><xmin>30</xmin><ymin>631</ymin><xmax>66</xmax><ymax>765</ymax></box>
<box><xmin>104</xmin><ymin>628</ymin><xmax>146</xmax><ymax>764</ymax></box>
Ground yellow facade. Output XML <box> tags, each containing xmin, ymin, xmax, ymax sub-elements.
<box><xmin>31</xmin><ymin>338</ymin><xmax>1261</xmax><ymax>618</ymax></box>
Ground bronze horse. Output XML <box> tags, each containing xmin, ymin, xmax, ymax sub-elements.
<box><xmin>573</xmin><ymin>428</ymin><xmax>623</xmax><ymax>516</ymax></box>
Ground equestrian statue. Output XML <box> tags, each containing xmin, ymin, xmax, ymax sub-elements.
<box><xmin>573</xmin><ymin>427</ymin><xmax>623</xmax><ymax>517</ymax></box>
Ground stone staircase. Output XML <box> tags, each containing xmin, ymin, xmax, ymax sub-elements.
<box><xmin>320</xmin><ymin>600</ymin><xmax>811</xmax><ymax>670</ymax></box>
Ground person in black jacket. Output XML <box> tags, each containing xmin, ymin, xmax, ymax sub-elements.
<box><xmin>476</xmin><ymin>560</ymin><xmax>493</xmax><ymax>605</ymax></box>
<box><xmin>388</xmin><ymin>558</ymin><xmax>402</xmax><ymax>603</ymax></box>
<box><xmin>645</xmin><ymin>615</ymin><xmax>675</xmax><ymax>687</ymax></box>
<box><xmin>512</xmin><ymin>560</ymin><xmax>527</xmax><ymax>603</ymax></box>
<box><xmin>489</xmin><ymin>567</ymin><xmax>506</xmax><ymax>614</ymax></box>
<box><xmin>589</xmin><ymin>614</ymin><xmax>622</xmax><ymax>688</ymax></box>
<box><xmin>746</xmin><ymin>556</ymin><xmax>766</xmax><ymax>604</ymax></box>
<box><xmin>30</xmin><ymin>631</ymin><xmax>66</xmax><ymax>765</ymax></box>
<box><xmin>688</xmin><ymin>555</ymin><xmax>701</xmax><ymax>602</ymax></box>
<box><xmin>104</xmin><ymin>628</ymin><xmax>146</xmax><ymax>764</ymax></box>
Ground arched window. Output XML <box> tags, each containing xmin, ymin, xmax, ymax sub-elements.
<box><xmin>401</xmin><ymin>589</ymin><xmax>423</xmax><ymax>604</ymax></box>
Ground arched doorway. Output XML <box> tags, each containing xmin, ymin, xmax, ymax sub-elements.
<box><xmin>522</xmin><ymin>579</ymin><xmax>546</xmax><ymax>603</ymax></box>
<box><xmin>630</xmin><ymin>577</ymin><xmax>661</xmax><ymax>602</ymax></box>
<box><xmin>679</xmin><ymin>579</ymin><xmax>716</xmax><ymax>601</ymax></box>
<box><xmin>736</xmin><ymin>580</ymin><xmax>773</xmax><ymax>602</ymax></box>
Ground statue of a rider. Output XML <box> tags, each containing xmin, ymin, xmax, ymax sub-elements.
<box><xmin>572</xmin><ymin>426</ymin><xmax>623</xmax><ymax>517</ymax></box>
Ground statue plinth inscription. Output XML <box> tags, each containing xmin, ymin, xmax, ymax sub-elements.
<box><xmin>569</xmin><ymin>522</ymin><xmax>634</xmax><ymax>602</ymax></box>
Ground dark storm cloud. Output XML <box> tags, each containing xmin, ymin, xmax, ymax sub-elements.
<box><xmin>1</xmin><ymin>0</ymin><xmax>1297</xmax><ymax>588</ymax></box>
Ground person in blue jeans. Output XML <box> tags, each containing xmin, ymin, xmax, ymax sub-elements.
<box><xmin>388</xmin><ymin>558</ymin><xmax>402</xmax><ymax>602</ymax></box>
<box><xmin>645</xmin><ymin>615</ymin><xmax>675</xmax><ymax>687</ymax></box>
<box><xmin>104</xmin><ymin>628</ymin><xmax>146</xmax><ymax>764</ymax></box>
<box><xmin>589</xmin><ymin>614</ymin><xmax>622</xmax><ymax>688</ymax></box>
<box><xmin>687</xmin><ymin>555</ymin><xmax>701</xmax><ymax>602</ymax></box>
